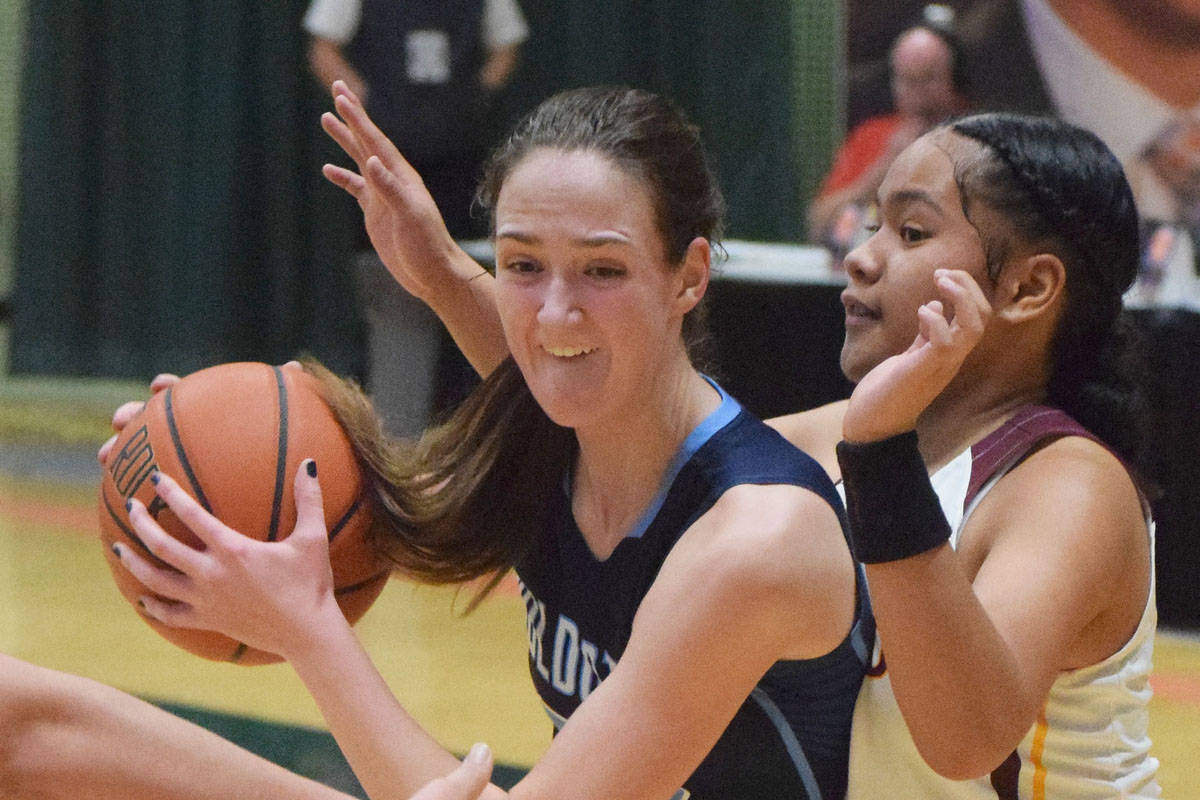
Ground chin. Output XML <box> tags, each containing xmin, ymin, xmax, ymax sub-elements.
<box><xmin>839</xmin><ymin>343</ymin><xmax>872</xmax><ymax>385</ymax></box>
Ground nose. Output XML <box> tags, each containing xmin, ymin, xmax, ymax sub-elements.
<box><xmin>537</xmin><ymin>274</ymin><xmax>583</xmax><ymax>326</ymax></box>
<box><xmin>842</xmin><ymin>236</ymin><xmax>882</xmax><ymax>287</ymax></box>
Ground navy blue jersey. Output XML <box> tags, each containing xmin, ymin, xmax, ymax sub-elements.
<box><xmin>515</xmin><ymin>384</ymin><xmax>872</xmax><ymax>799</ymax></box>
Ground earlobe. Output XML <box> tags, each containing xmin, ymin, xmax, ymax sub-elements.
<box><xmin>997</xmin><ymin>253</ymin><xmax>1065</xmax><ymax>323</ymax></box>
<box><xmin>677</xmin><ymin>237</ymin><xmax>711</xmax><ymax>312</ymax></box>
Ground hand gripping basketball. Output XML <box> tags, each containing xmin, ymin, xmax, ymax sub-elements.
<box><xmin>98</xmin><ymin>362</ymin><xmax>389</xmax><ymax>664</ymax></box>
<box><xmin>115</xmin><ymin>463</ymin><xmax>343</xmax><ymax>661</ymax></box>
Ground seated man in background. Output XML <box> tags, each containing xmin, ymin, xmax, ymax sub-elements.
<box><xmin>807</xmin><ymin>22</ymin><xmax>969</xmax><ymax>260</ymax></box>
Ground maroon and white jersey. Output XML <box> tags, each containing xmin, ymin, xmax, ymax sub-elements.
<box><xmin>845</xmin><ymin>406</ymin><xmax>1160</xmax><ymax>799</ymax></box>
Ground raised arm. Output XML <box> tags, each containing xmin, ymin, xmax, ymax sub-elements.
<box><xmin>321</xmin><ymin>82</ymin><xmax>509</xmax><ymax>377</ymax></box>
<box><xmin>113</xmin><ymin>467</ymin><xmax>852</xmax><ymax>799</ymax></box>
<box><xmin>864</xmin><ymin>439</ymin><xmax>1149</xmax><ymax>778</ymax></box>
<box><xmin>836</xmin><ymin>270</ymin><xmax>1151</xmax><ymax>778</ymax></box>
<box><xmin>0</xmin><ymin>653</ymin><xmax>356</xmax><ymax>800</ymax></box>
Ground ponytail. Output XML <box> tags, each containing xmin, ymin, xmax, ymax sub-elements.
<box><xmin>306</xmin><ymin>358</ymin><xmax>576</xmax><ymax>608</ymax></box>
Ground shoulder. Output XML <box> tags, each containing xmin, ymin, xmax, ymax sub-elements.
<box><xmin>975</xmin><ymin>434</ymin><xmax>1145</xmax><ymax>549</ymax></box>
<box><xmin>964</xmin><ymin>433</ymin><xmax>1150</xmax><ymax>667</ymax></box>
<box><xmin>647</xmin><ymin>482</ymin><xmax>855</xmax><ymax>659</ymax></box>
<box><xmin>767</xmin><ymin>400</ymin><xmax>846</xmax><ymax>480</ymax></box>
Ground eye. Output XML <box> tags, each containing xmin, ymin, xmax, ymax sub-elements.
<box><xmin>863</xmin><ymin>222</ymin><xmax>881</xmax><ymax>235</ymax></box>
<box><xmin>502</xmin><ymin>258</ymin><xmax>541</xmax><ymax>274</ymax></box>
<box><xmin>585</xmin><ymin>263</ymin><xmax>626</xmax><ymax>280</ymax></box>
<box><xmin>899</xmin><ymin>224</ymin><xmax>928</xmax><ymax>244</ymax></box>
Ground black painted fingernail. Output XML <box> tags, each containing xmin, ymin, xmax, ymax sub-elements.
<box><xmin>136</xmin><ymin>598</ymin><xmax>146</xmax><ymax>609</ymax></box>
<box><xmin>150</xmin><ymin>472</ymin><xmax>160</xmax><ymax>485</ymax></box>
<box><xmin>111</xmin><ymin>543</ymin><xmax>121</xmax><ymax>556</ymax></box>
<box><xmin>306</xmin><ymin>459</ymin><xmax>318</xmax><ymax>478</ymax></box>
<box><xmin>125</xmin><ymin>499</ymin><xmax>132</xmax><ymax>512</ymax></box>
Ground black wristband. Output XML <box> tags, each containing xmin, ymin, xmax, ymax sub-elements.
<box><xmin>836</xmin><ymin>431</ymin><xmax>951</xmax><ymax>564</ymax></box>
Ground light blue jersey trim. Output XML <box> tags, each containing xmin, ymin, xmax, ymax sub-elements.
<box><xmin>749</xmin><ymin>687</ymin><xmax>823</xmax><ymax>800</ymax></box>
<box><xmin>625</xmin><ymin>377</ymin><xmax>741</xmax><ymax>540</ymax></box>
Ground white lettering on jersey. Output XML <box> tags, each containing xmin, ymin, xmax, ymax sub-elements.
<box><xmin>551</xmin><ymin>615</ymin><xmax>580</xmax><ymax>695</ymax></box>
<box><xmin>520</xmin><ymin>580</ymin><xmax>616</xmax><ymax>701</ymax></box>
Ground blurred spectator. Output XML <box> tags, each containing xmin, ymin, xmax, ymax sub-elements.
<box><xmin>808</xmin><ymin>22</ymin><xmax>969</xmax><ymax>257</ymax></box>
<box><xmin>305</xmin><ymin>0</ymin><xmax>529</xmax><ymax>239</ymax></box>
<box><xmin>303</xmin><ymin>0</ymin><xmax>529</xmax><ymax>437</ymax></box>
<box><xmin>958</xmin><ymin>0</ymin><xmax>1200</xmax><ymax>307</ymax></box>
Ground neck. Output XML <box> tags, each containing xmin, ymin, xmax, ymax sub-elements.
<box><xmin>914</xmin><ymin>370</ymin><xmax>1046</xmax><ymax>473</ymax></box>
<box><xmin>572</xmin><ymin>367</ymin><xmax>720</xmax><ymax>558</ymax></box>
<box><xmin>1046</xmin><ymin>0</ymin><xmax>1200</xmax><ymax>108</ymax></box>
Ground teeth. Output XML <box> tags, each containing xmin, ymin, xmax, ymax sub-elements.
<box><xmin>545</xmin><ymin>345</ymin><xmax>597</xmax><ymax>358</ymax></box>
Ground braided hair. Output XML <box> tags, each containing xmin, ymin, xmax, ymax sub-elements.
<box><xmin>948</xmin><ymin>113</ymin><xmax>1149</xmax><ymax>475</ymax></box>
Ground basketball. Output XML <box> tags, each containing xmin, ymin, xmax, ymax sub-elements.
<box><xmin>97</xmin><ymin>361</ymin><xmax>389</xmax><ymax>665</ymax></box>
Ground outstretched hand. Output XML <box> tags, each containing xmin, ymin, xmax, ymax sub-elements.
<box><xmin>321</xmin><ymin>81</ymin><xmax>473</xmax><ymax>304</ymax></box>
<box><xmin>842</xmin><ymin>269</ymin><xmax>990</xmax><ymax>442</ymax></box>
<box><xmin>111</xmin><ymin>462</ymin><xmax>344</xmax><ymax>661</ymax></box>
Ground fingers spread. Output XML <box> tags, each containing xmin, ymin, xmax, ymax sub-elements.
<box><xmin>125</xmin><ymin>497</ymin><xmax>207</xmax><ymax>575</ymax></box>
<box><xmin>322</xmin><ymin>163</ymin><xmax>367</xmax><ymax>200</ymax></box>
<box><xmin>321</xmin><ymin>110</ymin><xmax>366</xmax><ymax>166</ymax></box>
<box><xmin>150</xmin><ymin>471</ymin><xmax>231</xmax><ymax>550</ymax></box>
<box><xmin>334</xmin><ymin>93</ymin><xmax>405</xmax><ymax>169</ymax></box>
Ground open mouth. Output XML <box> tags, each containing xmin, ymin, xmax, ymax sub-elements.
<box><xmin>842</xmin><ymin>296</ymin><xmax>881</xmax><ymax>321</ymax></box>
<box><xmin>543</xmin><ymin>344</ymin><xmax>599</xmax><ymax>358</ymax></box>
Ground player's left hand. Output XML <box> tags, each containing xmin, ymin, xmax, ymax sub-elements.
<box><xmin>843</xmin><ymin>268</ymin><xmax>990</xmax><ymax>442</ymax></box>
<box><xmin>110</xmin><ymin>461</ymin><xmax>341</xmax><ymax>660</ymax></box>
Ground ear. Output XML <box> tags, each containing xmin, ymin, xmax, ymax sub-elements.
<box><xmin>994</xmin><ymin>252</ymin><xmax>1065</xmax><ymax>324</ymax></box>
<box><xmin>675</xmin><ymin>237</ymin><xmax>711</xmax><ymax>314</ymax></box>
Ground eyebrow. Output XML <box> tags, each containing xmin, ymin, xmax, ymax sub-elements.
<box><xmin>878</xmin><ymin>188</ymin><xmax>945</xmax><ymax>216</ymax></box>
<box><xmin>494</xmin><ymin>229</ymin><xmax>633</xmax><ymax>247</ymax></box>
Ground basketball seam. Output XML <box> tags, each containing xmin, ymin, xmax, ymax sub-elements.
<box><xmin>268</xmin><ymin>365</ymin><xmax>288</xmax><ymax>542</ymax></box>
<box><xmin>165</xmin><ymin>386</ymin><xmax>213</xmax><ymax>512</ymax></box>
<box><xmin>328</xmin><ymin>496</ymin><xmax>364</xmax><ymax>542</ymax></box>
<box><xmin>102</xmin><ymin>492</ymin><xmax>159</xmax><ymax>561</ymax></box>
<box><xmin>335</xmin><ymin>569</ymin><xmax>391</xmax><ymax>596</ymax></box>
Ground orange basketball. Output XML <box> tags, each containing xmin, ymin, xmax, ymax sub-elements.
<box><xmin>97</xmin><ymin>361</ymin><xmax>389</xmax><ymax>665</ymax></box>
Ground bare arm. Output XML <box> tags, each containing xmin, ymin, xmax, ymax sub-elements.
<box><xmin>321</xmin><ymin>82</ymin><xmax>508</xmax><ymax>376</ymax></box>
<box><xmin>116</xmin><ymin>469</ymin><xmax>852</xmax><ymax>799</ymax></box>
<box><xmin>479</xmin><ymin>44</ymin><xmax>519</xmax><ymax>91</ymax></box>
<box><xmin>862</xmin><ymin>443</ymin><xmax>1149</xmax><ymax>778</ymax></box>
<box><xmin>308</xmin><ymin>36</ymin><xmax>368</xmax><ymax>103</ymax></box>
<box><xmin>0</xmin><ymin>653</ymin><xmax>355</xmax><ymax>800</ymax></box>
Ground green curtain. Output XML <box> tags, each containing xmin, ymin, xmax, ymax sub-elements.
<box><xmin>502</xmin><ymin>0</ymin><xmax>840</xmax><ymax>242</ymax></box>
<box><xmin>12</xmin><ymin>0</ymin><xmax>839</xmax><ymax>381</ymax></box>
<box><xmin>11</xmin><ymin>0</ymin><xmax>364</xmax><ymax>380</ymax></box>
<box><xmin>0</xmin><ymin>0</ymin><xmax>24</xmax><ymax>305</ymax></box>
